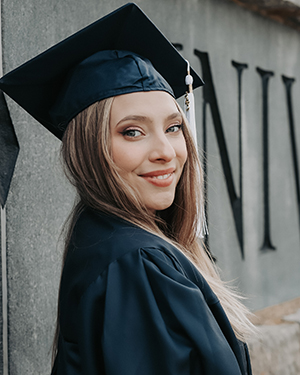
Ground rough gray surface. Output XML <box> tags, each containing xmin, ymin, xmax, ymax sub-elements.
<box><xmin>248</xmin><ymin>324</ymin><xmax>300</xmax><ymax>375</ymax></box>
<box><xmin>1</xmin><ymin>0</ymin><xmax>300</xmax><ymax>373</ymax></box>
<box><xmin>4</xmin><ymin>129</ymin><xmax>73</xmax><ymax>375</ymax></box>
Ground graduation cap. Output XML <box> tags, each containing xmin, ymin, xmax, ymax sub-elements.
<box><xmin>0</xmin><ymin>3</ymin><xmax>203</xmax><ymax>140</ymax></box>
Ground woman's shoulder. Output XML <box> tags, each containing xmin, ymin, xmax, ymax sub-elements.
<box><xmin>68</xmin><ymin>208</ymin><xmax>179</xmax><ymax>265</ymax></box>
<box><xmin>61</xmin><ymin>209</ymin><xmax>185</xmax><ymax>292</ymax></box>
<box><xmin>61</xmin><ymin>208</ymin><xmax>214</xmax><ymax>304</ymax></box>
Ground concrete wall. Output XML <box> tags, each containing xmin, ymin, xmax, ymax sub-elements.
<box><xmin>1</xmin><ymin>0</ymin><xmax>300</xmax><ymax>373</ymax></box>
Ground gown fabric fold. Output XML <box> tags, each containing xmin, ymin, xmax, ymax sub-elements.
<box><xmin>52</xmin><ymin>208</ymin><xmax>252</xmax><ymax>375</ymax></box>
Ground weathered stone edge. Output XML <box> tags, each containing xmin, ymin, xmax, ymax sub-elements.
<box><xmin>229</xmin><ymin>0</ymin><xmax>300</xmax><ymax>32</ymax></box>
<box><xmin>248</xmin><ymin>323</ymin><xmax>300</xmax><ymax>374</ymax></box>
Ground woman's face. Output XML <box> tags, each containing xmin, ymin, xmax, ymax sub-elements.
<box><xmin>110</xmin><ymin>91</ymin><xmax>187</xmax><ymax>212</ymax></box>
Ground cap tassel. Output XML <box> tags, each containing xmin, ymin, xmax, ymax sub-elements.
<box><xmin>184</xmin><ymin>61</ymin><xmax>208</xmax><ymax>238</ymax></box>
<box><xmin>184</xmin><ymin>60</ymin><xmax>197</xmax><ymax>149</ymax></box>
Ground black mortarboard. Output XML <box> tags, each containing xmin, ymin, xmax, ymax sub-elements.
<box><xmin>0</xmin><ymin>3</ymin><xmax>203</xmax><ymax>139</ymax></box>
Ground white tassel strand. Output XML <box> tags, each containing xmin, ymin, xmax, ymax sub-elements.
<box><xmin>184</xmin><ymin>60</ymin><xmax>208</xmax><ymax>238</ymax></box>
<box><xmin>184</xmin><ymin>60</ymin><xmax>198</xmax><ymax>149</ymax></box>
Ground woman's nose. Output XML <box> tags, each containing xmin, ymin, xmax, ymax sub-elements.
<box><xmin>148</xmin><ymin>133</ymin><xmax>176</xmax><ymax>162</ymax></box>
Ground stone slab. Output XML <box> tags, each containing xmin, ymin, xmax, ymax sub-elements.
<box><xmin>248</xmin><ymin>324</ymin><xmax>300</xmax><ymax>375</ymax></box>
<box><xmin>284</xmin><ymin>309</ymin><xmax>300</xmax><ymax>323</ymax></box>
<box><xmin>252</xmin><ymin>297</ymin><xmax>300</xmax><ymax>325</ymax></box>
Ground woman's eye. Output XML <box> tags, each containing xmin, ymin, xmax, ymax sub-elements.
<box><xmin>166</xmin><ymin>124</ymin><xmax>183</xmax><ymax>133</ymax></box>
<box><xmin>121</xmin><ymin>129</ymin><xmax>142</xmax><ymax>138</ymax></box>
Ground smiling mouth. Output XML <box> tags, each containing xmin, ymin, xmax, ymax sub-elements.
<box><xmin>153</xmin><ymin>173</ymin><xmax>172</xmax><ymax>180</ymax></box>
<box><xmin>140</xmin><ymin>170</ymin><xmax>175</xmax><ymax>187</ymax></box>
<box><xmin>139</xmin><ymin>167</ymin><xmax>175</xmax><ymax>178</ymax></box>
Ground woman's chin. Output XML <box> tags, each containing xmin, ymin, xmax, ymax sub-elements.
<box><xmin>145</xmin><ymin>196</ymin><xmax>175</xmax><ymax>213</ymax></box>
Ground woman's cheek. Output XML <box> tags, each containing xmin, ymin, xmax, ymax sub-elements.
<box><xmin>112</xmin><ymin>139</ymin><xmax>145</xmax><ymax>172</ymax></box>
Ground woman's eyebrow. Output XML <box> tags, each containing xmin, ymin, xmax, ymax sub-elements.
<box><xmin>116</xmin><ymin>112</ymin><xmax>182</xmax><ymax>127</ymax></box>
<box><xmin>166</xmin><ymin>112</ymin><xmax>183</xmax><ymax>121</ymax></box>
<box><xmin>116</xmin><ymin>115</ymin><xmax>148</xmax><ymax>126</ymax></box>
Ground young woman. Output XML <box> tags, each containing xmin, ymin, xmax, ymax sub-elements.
<box><xmin>0</xmin><ymin>3</ymin><xmax>254</xmax><ymax>375</ymax></box>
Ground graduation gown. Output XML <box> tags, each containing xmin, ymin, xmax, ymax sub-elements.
<box><xmin>51</xmin><ymin>208</ymin><xmax>252</xmax><ymax>375</ymax></box>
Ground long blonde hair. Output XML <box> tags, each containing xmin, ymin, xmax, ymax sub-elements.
<box><xmin>53</xmin><ymin>95</ymin><xmax>254</xmax><ymax>359</ymax></box>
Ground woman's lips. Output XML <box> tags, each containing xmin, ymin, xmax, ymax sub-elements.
<box><xmin>139</xmin><ymin>168</ymin><xmax>175</xmax><ymax>187</ymax></box>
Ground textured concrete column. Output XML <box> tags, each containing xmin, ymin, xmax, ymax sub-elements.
<box><xmin>1</xmin><ymin>0</ymin><xmax>6</xmax><ymax>372</ymax></box>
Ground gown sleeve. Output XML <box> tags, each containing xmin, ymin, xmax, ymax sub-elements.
<box><xmin>75</xmin><ymin>247</ymin><xmax>243</xmax><ymax>375</ymax></box>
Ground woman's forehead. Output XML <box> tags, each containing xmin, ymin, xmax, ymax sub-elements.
<box><xmin>110</xmin><ymin>91</ymin><xmax>180</xmax><ymax>122</ymax></box>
